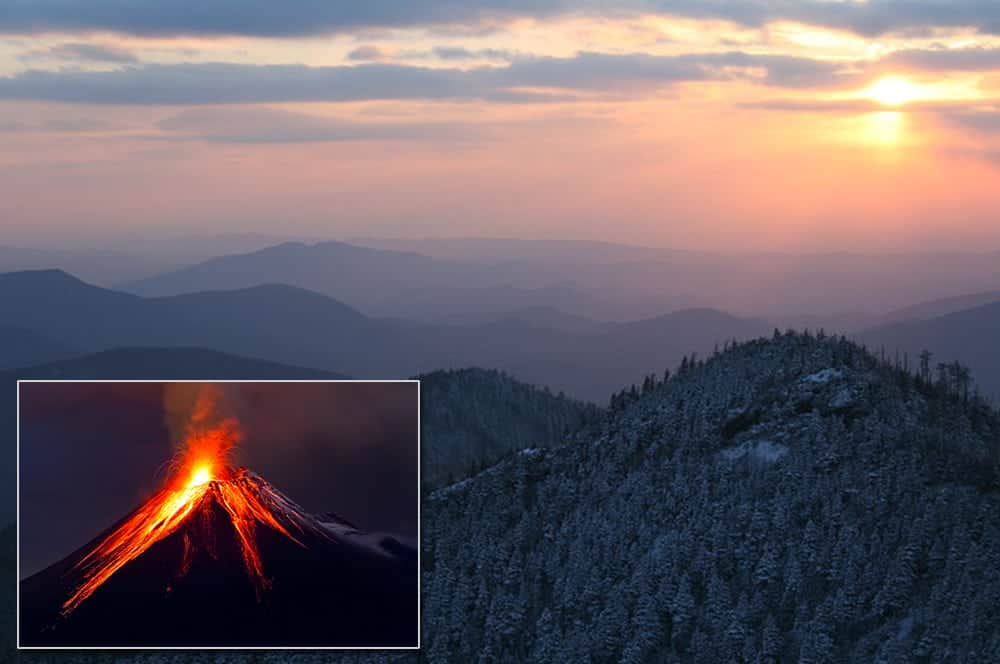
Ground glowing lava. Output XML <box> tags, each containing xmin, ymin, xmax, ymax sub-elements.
<box><xmin>187</xmin><ymin>465</ymin><xmax>212</xmax><ymax>488</ymax></box>
<box><xmin>59</xmin><ymin>385</ymin><xmax>308</xmax><ymax>617</ymax></box>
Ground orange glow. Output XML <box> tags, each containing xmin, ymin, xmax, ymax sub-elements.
<box><xmin>187</xmin><ymin>465</ymin><xmax>212</xmax><ymax>488</ymax></box>
<box><xmin>60</xmin><ymin>385</ymin><xmax>306</xmax><ymax>616</ymax></box>
<box><xmin>863</xmin><ymin>111</ymin><xmax>906</xmax><ymax>146</ymax></box>
<box><xmin>866</xmin><ymin>76</ymin><xmax>923</xmax><ymax>106</ymax></box>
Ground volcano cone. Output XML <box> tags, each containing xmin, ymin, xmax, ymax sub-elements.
<box><xmin>19</xmin><ymin>469</ymin><xmax>417</xmax><ymax>647</ymax></box>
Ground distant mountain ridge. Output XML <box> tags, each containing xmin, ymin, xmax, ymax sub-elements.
<box><xmin>861</xmin><ymin>299</ymin><xmax>1000</xmax><ymax>401</ymax></box>
<box><xmin>0</xmin><ymin>327</ymin><xmax>80</xmax><ymax>370</ymax></box>
<box><xmin>878</xmin><ymin>290</ymin><xmax>1000</xmax><ymax>324</ymax></box>
<box><xmin>123</xmin><ymin>237</ymin><xmax>1000</xmax><ymax>325</ymax></box>
<box><xmin>123</xmin><ymin>239</ymin><xmax>480</xmax><ymax>311</ymax></box>
<box><xmin>0</xmin><ymin>245</ymin><xmax>177</xmax><ymax>286</ymax></box>
<box><xmin>1</xmin><ymin>269</ymin><xmax>768</xmax><ymax>401</ymax></box>
<box><xmin>10</xmin><ymin>347</ymin><xmax>343</xmax><ymax>381</ymax></box>
<box><xmin>122</xmin><ymin>239</ymin><xmax>684</xmax><ymax>322</ymax></box>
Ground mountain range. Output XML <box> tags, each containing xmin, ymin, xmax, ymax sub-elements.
<box><xmin>124</xmin><ymin>238</ymin><xmax>1000</xmax><ymax>323</ymax></box>
<box><xmin>123</xmin><ymin>239</ymin><xmax>683</xmax><ymax>322</ymax></box>
<box><xmin>0</xmin><ymin>269</ymin><xmax>771</xmax><ymax>401</ymax></box>
<box><xmin>0</xmin><ymin>327</ymin><xmax>78</xmax><ymax>370</ymax></box>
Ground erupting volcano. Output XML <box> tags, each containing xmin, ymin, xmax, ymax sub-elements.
<box><xmin>19</xmin><ymin>385</ymin><xmax>418</xmax><ymax>648</ymax></box>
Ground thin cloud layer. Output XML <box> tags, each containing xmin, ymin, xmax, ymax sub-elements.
<box><xmin>885</xmin><ymin>47</ymin><xmax>1000</xmax><ymax>72</ymax></box>
<box><xmin>157</xmin><ymin>107</ymin><xmax>477</xmax><ymax>143</ymax></box>
<box><xmin>0</xmin><ymin>52</ymin><xmax>855</xmax><ymax>105</ymax></box>
<box><xmin>347</xmin><ymin>45</ymin><xmax>396</xmax><ymax>62</ymax></box>
<box><xmin>19</xmin><ymin>42</ymin><xmax>139</xmax><ymax>64</ymax></box>
<box><xmin>3</xmin><ymin>1</ymin><xmax>1000</xmax><ymax>38</ymax></box>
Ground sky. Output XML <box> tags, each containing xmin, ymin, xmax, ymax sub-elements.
<box><xmin>18</xmin><ymin>381</ymin><xmax>418</xmax><ymax>578</ymax></box>
<box><xmin>2</xmin><ymin>1</ymin><xmax>1000</xmax><ymax>252</ymax></box>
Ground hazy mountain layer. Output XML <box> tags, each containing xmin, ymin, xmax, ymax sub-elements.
<box><xmin>351</xmin><ymin>237</ymin><xmax>1000</xmax><ymax>320</ymax></box>
<box><xmin>0</xmin><ymin>244</ymin><xmax>178</xmax><ymax>286</ymax></box>
<box><xmin>1</xmin><ymin>269</ymin><xmax>768</xmax><ymax>400</ymax></box>
<box><xmin>128</xmin><ymin>238</ymin><xmax>1000</xmax><ymax>324</ymax></box>
<box><xmin>877</xmin><ymin>290</ymin><xmax>1000</xmax><ymax>325</ymax></box>
<box><xmin>861</xmin><ymin>300</ymin><xmax>1000</xmax><ymax>401</ymax></box>
<box><xmin>123</xmin><ymin>239</ymin><xmax>683</xmax><ymax>322</ymax></box>
<box><xmin>0</xmin><ymin>327</ymin><xmax>79</xmax><ymax>370</ymax></box>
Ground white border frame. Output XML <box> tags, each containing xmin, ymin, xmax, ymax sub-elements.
<box><xmin>16</xmin><ymin>379</ymin><xmax>422</xmax><ymax>651</ymax></box>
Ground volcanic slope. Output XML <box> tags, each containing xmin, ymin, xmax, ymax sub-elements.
<box><xmin>19</xmin><ymin>469</ymin><xmax>417</xmax><ymax>648</ymax></box>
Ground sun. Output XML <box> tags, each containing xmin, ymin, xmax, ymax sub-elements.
<box><xmin>866</xmin><ymin>76</ymin><xmax>923</xmax><ymax>107</ymax></box>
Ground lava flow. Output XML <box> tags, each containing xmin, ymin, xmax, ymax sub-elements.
<box><xmin>60</xmin><ymin>385</ymin><xmax>305</xmax><ymax>616</ymax></box>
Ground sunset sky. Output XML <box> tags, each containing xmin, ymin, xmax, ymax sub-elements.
<box><xmin>2</xmin><ymin>2</ymin><xmax>1000</xmax><ymax>251</ymax></box>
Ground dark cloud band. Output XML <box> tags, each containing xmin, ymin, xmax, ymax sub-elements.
<box><xmin>0</xmin><ymin>52</ymin><xmax>851</xmax><ymax>105</ymax></box>
<box><xmin>2</xmin><ymin>1</ymin><xmax>1000</xmax><ymax>38</ymax></box>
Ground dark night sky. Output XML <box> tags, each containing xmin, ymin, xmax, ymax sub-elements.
<box><xmin>18</xmin><ymin>381</ymin><xmax>418</xmax><ymax>578</ymax></box>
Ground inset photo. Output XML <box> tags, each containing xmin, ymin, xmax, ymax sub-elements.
<box><xmin>17</xmin><ymin>380</ymin><xmax>419</xmax><ymax>649</ymax></box>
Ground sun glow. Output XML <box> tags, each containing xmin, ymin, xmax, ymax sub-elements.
<box><xmin>864</xmin><ymin>111</ymin><xmax>905</xmax><ymax>146</ymax></box>
<box><xmin>866</xmin><ymin>76</ymin><xmax>923</xmax><ymax>107</ymax></box>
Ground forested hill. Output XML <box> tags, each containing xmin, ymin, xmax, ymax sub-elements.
<box><xmin>419</xmin><ymin>368</ymin><xmax>601</xmax><ymax>488</ymax></box>
<box><xmin>8</xmin><ymin>333</ymin><xmax>1000</xmax><ymax>663</ymax></box>
<box><xmin>420</xmin><ymin>332</ymin><xmax>1000</xmax><ymax>662</ymax></box>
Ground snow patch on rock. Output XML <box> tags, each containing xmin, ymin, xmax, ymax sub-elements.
<box><xmin>721</xmin><ymin>440</ymin><xmax>790</xmax><ymax>464</ymax></box>
<box><xmin>802</xmin><ymin>368</ymin><xmax>844</xmax><ymax>385</ymax></box>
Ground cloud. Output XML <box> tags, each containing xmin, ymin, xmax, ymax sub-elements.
<box><xmin>21</xmin><ymin>42</ymin><xmax>139</xmax><ymax>64</ymax></box>
<box><xmin>156</xmin><ymin>106</ymin><xmax>478</xmax><ymax>143</ymax></box>
<box><xmin>974</xmin><ymin>148</ymin><xmax>1000</xmax><ymax>164</ymax></box>
<box><xmin>944</xmin><ymin>144</ymin><xmax>1000</xmax><ymax>168</ymax></box>
<box><xmin>648</xmin><ymin>1</ymin><xmax>1000</xmax><ymax>37</ymax></box>
<box><xmin>884</xmin><ymin>46</ymin><xmax>1000</xmax><ymax>72</ymax></box>
<box><xmin>431</xmin><ymin>46</ymin><xmax>516</xmax><ymax>61</ymax></box>
<box><xmin>741</xmin><ymin>98</ymin><xmax>887</xmax><ymax>114</ymax></box>
<box><xmin>744</xmin><ymin>97</ymin><xmax>987</xmax><ymax>115</ymax></box>
<box><xmin>0</xmin><ymin>116</ymin><xmax>111</xmax><ymax>132</ymax></box>
<box><xmin>0</xmin><ymin>1</ymin><xmax>574</xmax><ymax>37</ymax></box>
<box><xmin>347</xmin><ymin>45</ymin><xmax>395</xmax><ymax>62</ymax></box>
<box><xmin>3</xmin><ymin>1</ymin><xmax>1000</xmax><ymax>38</ymax></box>
<box><xmin>0</xmin><ymin>62</ymin><xmax>478</xmax><ymax>104</ymax></box>
<box><xmin>0</xmin><ymin>52</ymin><xmax>854</xmax><ymax>105</ymax></box>
<box><xmin>696</xmin><ymin>51</ymin><xmax>854</xmax><ymax>88</ymax></box>
<box><xmin>937</xmin><ymin>107</ymin><xmax>1000</xmax><ymax>133</ymax></box>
